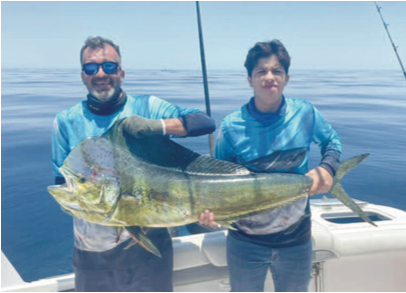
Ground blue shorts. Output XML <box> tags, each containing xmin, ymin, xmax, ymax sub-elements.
<box><xmin>73</xmin><ymin>228</ymin><xmax>173</xmax><ymax>292</ymax></box>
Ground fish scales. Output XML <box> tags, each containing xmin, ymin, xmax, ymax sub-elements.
<box><xmin>106</xmin><ymin>172</ymin><xmax>311</xmax><ymax>227</ymax></box>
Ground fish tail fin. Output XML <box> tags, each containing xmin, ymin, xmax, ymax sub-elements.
<box><xmin>330</xmin><ymin>153</ymin><xmax>377</xmax><ymax>227</ymax></box>
<box><xmin>330</xmin><ymin>183</ymin><xmax>377</xmax><ymax>227</ymax></box>
<box><xmin>125</xmin><ymin>226</ymin><xmax>162</xmax><ymax>258</ymax></box>
<box><xmin>335</xmin><ymin>153</ymin><xmax>370</xmax><ymax>182</ymax></box>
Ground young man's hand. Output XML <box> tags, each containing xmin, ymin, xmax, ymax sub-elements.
<box><xmin>199</xmin><ymin>210</ymin><xmax>218</xmax><ymax>227</ymax></box>
<box><xmin>305</xmin><ymin>166</ymin><xmax>334</xmax><ymax>195</ymax></box>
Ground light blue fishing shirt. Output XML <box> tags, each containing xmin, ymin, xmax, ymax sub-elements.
<box><xmin>52</xmin><ymin>94</ymin><xmax>201</xmax><ymax>252</ymax></box>
<box><xmin>215</xmin><ymin>96</ymin><xmax>341</xmax><ymax>246</ymax></box>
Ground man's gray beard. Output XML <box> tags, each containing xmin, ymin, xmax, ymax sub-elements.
<box><xmin>90</xmin><ymin>88</ymin><xmax>116</xmax><ymax>103</ymax></box>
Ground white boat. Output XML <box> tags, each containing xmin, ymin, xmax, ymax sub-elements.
<box><xmin>2</xmin><ymin>197</ymin><xmax>406</xmax><ymax>292</ymax></box>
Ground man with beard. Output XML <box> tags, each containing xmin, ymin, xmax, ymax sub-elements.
<box><xmin>52</xmin><ymin>36</ymin><xmax>215</xmax><ymax>292</ymax></box>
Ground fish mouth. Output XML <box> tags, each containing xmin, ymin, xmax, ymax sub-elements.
<box><xmin>47</xmin><ymin>184</ymin><xmax>79</xmax><ymax>210</ymax></box>
<box><xmin>47</xmin><ymin>184</ymin><xmax>112</xmax><ymax>218</ymax></box>
<box><xmin>47</xmin><ymin>184</ymin><xmax>70</xmax><ymax>198</ymax></box>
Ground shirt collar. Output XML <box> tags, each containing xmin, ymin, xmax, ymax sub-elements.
<box><xmin>247</xmin><ymin>95</ymin><xmax>287</xmax><ymax>124</ymax></box>
<box><xmin>86</xmin><ymin>89</ymin><xmax>127</xmax><ymax>116</ymax></box>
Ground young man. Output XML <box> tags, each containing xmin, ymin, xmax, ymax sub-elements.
<box><xmin>200</xmin><ymin>40</ymin><xmax>341</xmax><ymax>291</ymax></box>
<box><xmin>52</xmin><ymin>36</ymin><xmax>215</xmax><ymax>292</ymax></box>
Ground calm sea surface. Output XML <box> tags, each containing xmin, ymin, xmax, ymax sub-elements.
<box><xmin>2</xmin><ymin>69</ymin><xmax>406</xmax><ymax>282</ymax></box>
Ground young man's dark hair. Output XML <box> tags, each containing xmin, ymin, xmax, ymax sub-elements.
<box><xmin>244</xmin><ymin>39</ymin><xmax>291</xmax><ymax>76</ymax></box>
<box><xmin>80</xmin><ymin>36</ymin><xmax>121</xmax><ymax>65</ymax></box>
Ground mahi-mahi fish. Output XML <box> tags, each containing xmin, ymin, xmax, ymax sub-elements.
<box><xmin>48</xmin><ymin>118</ymin><xmax>376</xmax><ymax>257</ymax></box>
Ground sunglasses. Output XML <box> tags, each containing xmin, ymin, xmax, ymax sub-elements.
<box><xmin>82</xmin><ymin>62</ymin><xmax>120</xmax><ymax>75</ymax></box>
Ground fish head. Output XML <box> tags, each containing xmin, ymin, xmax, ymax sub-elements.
<box><xmin>48</xmin><ymin>137</ymin><xmax>122</xmax><ymax>218</ymax></box>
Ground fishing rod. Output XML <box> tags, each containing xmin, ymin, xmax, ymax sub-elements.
<box><xmin>374</xmin><ymin>1</ymin><xmax>406</xmax><ymax>82</ymax></box>
<box><xmin>196</xmin><ymin>1</ymin><xmax>216</xmax><ymax>157</ymax></box>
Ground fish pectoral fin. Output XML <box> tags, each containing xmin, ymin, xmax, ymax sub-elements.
<box><xmin>124</xmin><ymin>239</ymin><xmax>137</xmax><ymax>249</ymax></box>
<box><xmin>125</xmin><ymin>226</ymin><xmax>162</xmax><ymax>258</ymax></box>
<box><xmin>115</xmin><ymin>227</ymin><xmax>123</xmax><ymax>243</ymax></box>
<box><xmin>216</xmin><ymin>220</ymin><xmax>237</xmax><ymax>230</ymax></box>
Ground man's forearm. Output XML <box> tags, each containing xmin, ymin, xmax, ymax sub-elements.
<box><xmin>164</xmin><ymin>112</ymin><xmax>216</xmax><ymax>137</ymax></box>
<box><xmin>163</xmin><ymin>118</ymin><xmax>187</xmax><ymax>136</ymax></box>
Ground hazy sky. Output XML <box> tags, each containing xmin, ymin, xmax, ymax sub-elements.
<box><xmin>2</xmin><ymin>1</ymin><xmax>406</xmax><ymax>71</ymax></box>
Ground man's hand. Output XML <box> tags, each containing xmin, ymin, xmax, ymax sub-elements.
<box><xmin>120</xmin><ymin>115</ymin><xmax>163</xmax><ymax>138</ymax></box>
<box><xmin>305</xmin><ymin>166</ymin><xmax>334</xmax><ymax>195</ymax></box>
<box><xmin>199</xmin><ymin>210</ymin><xmax>218</xmax><ymax>227</ymax></box>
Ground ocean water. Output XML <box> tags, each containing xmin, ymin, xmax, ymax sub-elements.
<box><xmin>2</xmin><ymin>68</ymin><xmax>406</xmax><ymax>282</ymax></box>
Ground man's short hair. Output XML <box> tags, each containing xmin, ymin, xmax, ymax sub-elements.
<box><xmin>80</xmin><ymin>36</ymin><xmax>121</xmax><ymax>65</ymax></box>
<box><xmin>244</xmin><ymin>40</ymin><xmax>290</xmax><ymax>76</ymax></box>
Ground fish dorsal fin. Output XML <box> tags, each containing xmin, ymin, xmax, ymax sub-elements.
<box><xmin>103</xmin><ymin>124</ymin><xmax>199</xmax><ymax>170</ymax></box>
<box><xmin>124</xmin><ymin>134</ymin><xmax>199</xmax><ymax>170</ymax></box>
<box><xmin>104</xmin><ymin>123</ymin><xmax>251</xmax><ymax>175</ymax></box>
<box><xmin>241</xmin><ymin>148</ymin><xmax>307</xmax><ymax>172</ymax></box>
<box><xmin>184</xmin><ymin>155</ymin><xmax>251</xmax><ymax>175</ymax></box>
<box><xmin>128</xmin><ymin>136</ymin><xmax>250</xmax><ymax>175</ymax></box>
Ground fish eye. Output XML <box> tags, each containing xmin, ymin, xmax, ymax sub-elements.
<box><xmin>79</xmin><ymin>178</ymin><xmax>86</xmax><ymax>183</ymax></box>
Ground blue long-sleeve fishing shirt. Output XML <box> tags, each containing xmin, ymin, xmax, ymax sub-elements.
<box><xmin>215</xmin><ymin>96</ymin><xmax>341</xmax><ymax>248</ymax></box>
<box><xmin>52</xmin><ymin>93</ymin><xmax>214</xmax><ymax>253</ymax></box>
